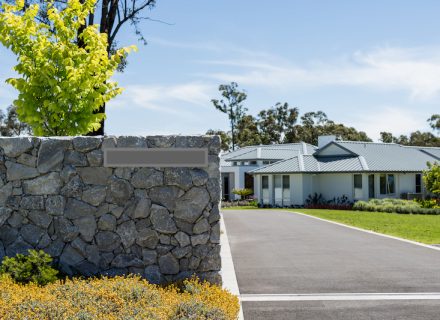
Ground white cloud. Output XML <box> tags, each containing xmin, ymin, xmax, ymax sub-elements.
<box><xmin>108</xmin><ymin>82</ymin><xmax>214</xmax><ymax>117</ymax></box>
<box><xmin>204</xmin><ymin>46</ymin><xmax>440</xmax><ymax>100</ymax></box>
<box><xmin>345</xmin><ymin>106</ymin><xmax>430</xmax><ymax>141</ymax></box>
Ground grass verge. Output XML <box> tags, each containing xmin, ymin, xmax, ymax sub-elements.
<box><xmin>292</xmin><ymin>209</ymin><xmax>440</xmax><ymax>245</ymax></box>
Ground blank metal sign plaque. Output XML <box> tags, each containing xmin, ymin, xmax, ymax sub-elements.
<box><xmin>104</xmin><ymin>148</ymin><xmax>208</xmax><ymax>167</ymax></box>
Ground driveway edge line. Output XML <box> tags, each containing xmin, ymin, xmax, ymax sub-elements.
<box><xmin>241</xmin><ymin>292</ymin><xmax>440</xmax><ymax>302</ymax></box>
<box><xmin>220</xmin><ymin>213</ymin><xmax>244</xmax><ymax>320</ymax></box>
<box><xmin>292</xmin><ymin>211</ymin><xmax>440</xmax><ymax>252</ymax></box>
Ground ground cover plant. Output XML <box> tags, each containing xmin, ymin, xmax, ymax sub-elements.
<box><xmin>353</xmin><ymin>198</ymin><xmax>440</xmax><ymax>214</ymax></box>
<box><xmin>292</xmin><ymin>209</ymin><xmax>440</xmax><ymax>244</ymax></box>
<box><xmin>0</xmin><ymin>275</ymin><xmax>239</xmax><ymax>320</ymax></box>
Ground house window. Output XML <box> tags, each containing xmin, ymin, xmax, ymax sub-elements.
<box><xmin>380</xmin><ymin>174</ymin><xmax>395</xmax><ymax>195</ymax></box>
<box><xmin>415</xmin><ymin>174</ymin><xmax>422</xmax><ymax>193</ymax></box>
<box><xmin>250</xmin><ymin>161</ymin><xmax>257</xmax><ymax>165</ymax></box>
<box><xmin>262</xmin><ymin>176</ymin><xmax>269</xmax><ymax>204</ymax></box>
<box><xmin>232</xmin><ymin>161</ymin><xmax>238</xmax><ymax>166</ymax></box>
<box><xmin>354</xmin><ymin>174</ymin><xmax>362</xmax><ymax>189</ymax></box>
<box><xmin>262</xmin><ymin>176</ymin><xmax>269</xmax><ymax>189</ymax></box>
<box><xmin>354</xmin><ymin>174</ymin><xmax>363</xmax><ymax>199</ymax></box>
<box><xmin>282</xmin><ymin>175</ymin><xmax>291</xmax><ymax>206</ymax></box>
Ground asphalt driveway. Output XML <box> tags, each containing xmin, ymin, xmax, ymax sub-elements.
<box><xmin>222</xmin><ymin>209</ymin><xmax>440</xmax><ymax>319</ymax></box>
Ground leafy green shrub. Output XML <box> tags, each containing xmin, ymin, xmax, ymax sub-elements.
<box><xmin>0</xmin><ymin>249</ymin><xmax>58</xmax><ymax>285</ymax></box>
<box><xmin>232</xmin><ymin>188</ymin><xmax>253</xmax><ymax>199</ymax></box>
<box><xmin>415</xmin><ymin>198</ymin><xmax>440</xmax><ymax>209</ymax></box>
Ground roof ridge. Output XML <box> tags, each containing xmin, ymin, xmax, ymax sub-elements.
<box><xmin>298</xmin><ymin>153</ymin><xmax>305</xmax><ymax>171</ymax></box>
<box><xmin>249</xmin><ymin>155</ymin><xmax>300</xmax><ymax>173</ymax></box>
<box><xmin>337</xmin><ymin>141</ymin><xmax>397</xmax><ymax>145</ymax></box>
<box><xmin>358</xmin><ymin>156</ymin><xmax>369</xmax><ymax>170</ymax></box>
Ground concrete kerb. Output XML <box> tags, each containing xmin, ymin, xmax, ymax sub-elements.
<box><xmin>220</xmin><ymin>213</ymin><xmax>244</xmax><ymax>320</ymax></box>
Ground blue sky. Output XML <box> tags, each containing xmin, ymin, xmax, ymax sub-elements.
<box><xmin>1</xmin><ymin>0</ymin><xmax>440</xmax><ymax>140</ymax></box>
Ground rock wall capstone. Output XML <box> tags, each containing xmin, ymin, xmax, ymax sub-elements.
<box><xmin>0</xmin><ymin>136</ymin><xmax>221</xmax><ymax>284</ymax></box>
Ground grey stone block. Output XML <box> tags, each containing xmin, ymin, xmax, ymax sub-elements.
<box><xmin>116</xmin><ymin>220</ymin><xmax>137</xmax><ymax>248</ymax></box>
<box><xmin>136</xmin><ymin>229</ymin><xmax>159</xmax><ymax>249</ymax></box>
<box><xmin>37</xmin><ymin>139</ymin><xmax>70</xmax><ymax>173</ymax></box>
<box><xmin>73</xmin><ymin>215</ymin><xmax>97</xmax><ymax>242</ymax></box>
<box><xmin>96</xmin><ymin>231</ymin><xmax>121</xmax><ymax>252</ymax></box>
<box><xmin>6</xmin><ymin>161</ymin><xmax>39</xmax><ymax>180</ymax></box>
<box><xmin>46</xmin><ymin>196</ymin><xmax>66</xmax><ymax>216</ymax></box>
<box><xmin>107</xmin><ymin>177</ymin><xmax>133</xmax><ymax>205</ymax></box>
<box><xmin>150</xmin><ymin>204</ymin><xmax>177</xmax><ymax>234</ymax></box>
<box><xmin>193</xmin><ymin>218</ymin><xmax>210</xmax><ymax>235</ymax></box>
<box><xmin>64</xmin><ymin>150</ymin><xmax>88</xmax><ymax>167</ymax></box>
<box><xmin>148</xmin><ymin>186</ymin><xmax>184</xmax><ymax>211</ymax></box>
<box><xmin>77</xmin><ymin>167</ymin><xmax>112</xmax><ymax>185</ymax></box>
<box><xmin>72</xmin><ymin>137</ymin><xmax>102</xmax><ymax>152</ymax></box>
<box><xmin>111</xmin><ymin>254</ymin><xmax>144</xmax><ymax>268</ymax></box>
<box><xmin>174</xmin><ymin>187</ymin><xmax>209</xmax><ymax>223</ymax></box>
<box><xmin>86</xmin><ymin>150</ymin><xmax>103</xmax><ymax>166</ymax></box>
<box><xmin>159</xmin><ymin>253</ymin><xmax>179</xmax><ymax>275</ymax></box>
<box><xmin>16</xmin><ymin>153</ymin><xmax>36</xmax><ymax>167</ymax></box>
<box><xmin>23</xmin><ymin>172</ymin><xmax>62</xmax><ymax>195</ymax></box>
<box><xmin>21</xmin><ymin>224</ymin><xmax>45</xmax><ymax>246</ymax></box>
<box><xmin>0</xmin><ymin>207</ymin><xmax>12</xmax><ymax>227</ymax></box>
<box><xmin>164</xmin><ymin>168</ymin><xmax>192</xmax><ymax>190</ymax></box>
<box><xmin>142</xmin><ymin>249</ymin><xmax>157</xmax><ymax>265</ymax></box>
<box><xmin>28</xmin><ymin>210</ymin><xmax>52</xmax><ymax>228</ymax></box>
<box><xmin>174</xmin><ymin>231</ymin><xmax>191</xmax><ymax>247</ymax></box>
<box><xmin>98</xmin><ymin>214</ymin><xmax>116</xmax><ymax>231</ymax></box>
<box><xmin>0</xmin><ymin>137</ymin><xmax>33</xmax><ymax>157</ymax></box>
<box><xmin>191</xmin><ymin>233</ymin><xmax>210</xmax><ymax>246</ymax></box>
<box><xmin>82</xmin><ymin>185</ymin><xmax>107</xmax><ymax>206</ymax></box>
<box><xmin>65</xmin><ymin>199</ymin><xmax>97</xmax><ymax>219</ymax></box>
<box><xmin>131</xmin><ymin>168</ymin><xmax>163</xmax><ymax>189</ymax></box>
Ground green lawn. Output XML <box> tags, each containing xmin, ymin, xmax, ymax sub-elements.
<box><xmin>292</xmin><ymin>209</ymin><xmax>440</xmax><ymax>245</ymax></box>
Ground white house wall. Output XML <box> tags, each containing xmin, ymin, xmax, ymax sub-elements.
<box><xmin>221</xmin><ymin>165</ymin><xmax>258</xmax><ymax>200</ymax></box>
<box><xmin>314</xmin><ymin>173</ymin><xmax>354</xmax><ymax>202</ymax></box>
<box><xmin>398</xmin><ymin>173</ymin><xmax>417</xmax><ymax>194</ymax></box>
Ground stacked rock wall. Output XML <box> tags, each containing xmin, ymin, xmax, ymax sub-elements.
<box><xmin>0</xmin><ymin>136</ymin><xmax>221</xmax><ymax>284</ymax></box>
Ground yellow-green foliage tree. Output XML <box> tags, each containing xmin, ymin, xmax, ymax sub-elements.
<box><xmin>0</xmin><ymin>0</ymin><xmax>136</xmax><ymax>136</ymax></box>
<box><xmin>424</xmin><ymin>162</ymin><xmax>440</xmax><ymax>196</ymax></box>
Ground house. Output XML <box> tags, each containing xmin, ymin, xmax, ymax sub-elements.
<box><xmin>220</xmin><ymin>142</ymin><xmax>317</xmax><ymax>200</ymax></box>
<box><xmin>249</xmin><ymin>136</ymin><xmax>440</xmax><ymax>206</ymax></box>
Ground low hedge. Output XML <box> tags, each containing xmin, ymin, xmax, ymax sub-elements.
<box><xmin>353</xmin><ymin>198</ymin><xmax>440</xmax><ymax>215</ymax></box>
<box><xmin>0</xmin><ymin>275</ymin><xmax>239</xmax><ymax>320</ymax></box>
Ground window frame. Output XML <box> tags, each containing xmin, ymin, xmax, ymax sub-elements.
<box><xmin>415</xmin><ymin>173</ymin><xmax>422</xmax><ymax>193</ymax></box>
<box><xmin>379</xmin><ymin>173</ymin><xmax>396</xmax><ymax>195</ymax></box>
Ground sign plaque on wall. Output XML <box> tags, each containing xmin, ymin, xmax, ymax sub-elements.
<box><xmin>104</xmin><ymin>148</ymin><xmax>208</xmax><ymax>167</ymax></box>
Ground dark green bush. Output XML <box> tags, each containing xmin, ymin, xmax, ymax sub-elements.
<box><xmin>0</xmin><ymin>249</ymin><xmax>58</xmax><ymax>285</ymax></box>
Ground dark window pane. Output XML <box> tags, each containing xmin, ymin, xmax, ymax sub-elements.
<box><xmin>387</xmin><ymin>174</ymin><xmax>395</xmax><ymax>194</ymax></box>
<box><xmin>262</xmin><ymin>176</ymin><xmax>269</xmax><ymax>189</ymax></box>
<box><xmin>354</xmin><ymin>174</ymin><xmax>362</xmax><ymax>189</ymax></box>
<box><xmin>415</xmin><ymin>174</ymin><xmax>422</xmax><ymax>193</ymax></box>
<box><xmin>283</xmin><ymin>175</ymin><xmax>290</xmax><ymax>189</ymax></box>
<box><xmin>380</xmin><ymin>174</ymin><xmax>386</xmax><ymax>194</ymax></box>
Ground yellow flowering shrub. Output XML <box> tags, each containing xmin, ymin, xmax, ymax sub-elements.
<box><xmin>0</xmin><ymin>275</ymin><xmax>239</xmax><ymax>320</ymax></box>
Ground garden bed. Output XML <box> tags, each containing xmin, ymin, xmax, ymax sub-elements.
<box><xmin>0</xmin><ymin>275</ymin><xmax>239</xmax><ymax>320</ymax></box>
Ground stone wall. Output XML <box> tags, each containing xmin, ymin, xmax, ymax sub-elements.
<box><xmin>0</xmin><ymin>136</ymin><xmax>221</xmax><ymax>284</ymax></box>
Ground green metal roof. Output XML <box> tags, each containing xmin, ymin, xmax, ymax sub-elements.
<box><xmin>251</xmin><ymin>141</ymin><xmax>440</xmax><ymax>174</ymax></box>
<box><xmin>220</xmin><ymin>142</ymin><xmax>317</xmax><ymax>166</ymax></box>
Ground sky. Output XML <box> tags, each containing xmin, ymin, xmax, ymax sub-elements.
<box><xmin>1</xmin><ymin>0</ymin><xmax>440</xmax><ymax>141</ymax></box>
